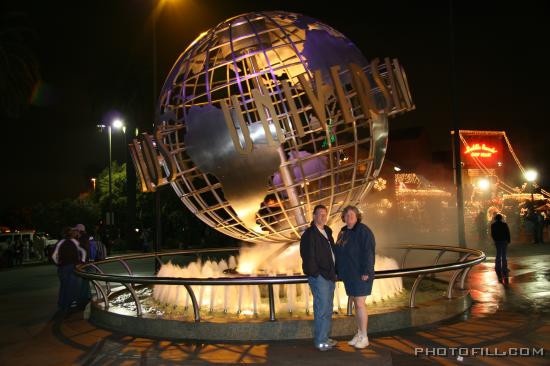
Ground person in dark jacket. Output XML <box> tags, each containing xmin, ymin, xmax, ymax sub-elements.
<box><xmin>52</xmin><ymin>227</ymin><xmax>87</xmax><ymax>314</ymax></box>
<box><xmin>334</xmin><ymin>205</ymin><xmax>375</xmax><ymax>349</ymax></box>
<box><xmin>74</xmin><ymin>224</ymin><xmax>91</xmax><ymax>309</ymax></box>
<box><xmin>14</xmin><ymin>238</ymin><xmax>23</xmax><ymax>266</ymax></box>
<box><xmin>300</xmin><ymin>204</ymin><xmax>337</xmax><ymax>351</ymax></box>
<box><xmin>490</xmin><ymin>214</ymin><xmax>510</xmax><ymax>281</ymax></box>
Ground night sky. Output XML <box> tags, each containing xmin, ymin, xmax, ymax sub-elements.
<box><xmin>1</xmin><ymin>0</ymin><xmax>549</xmax><ymax>211</ymax></box>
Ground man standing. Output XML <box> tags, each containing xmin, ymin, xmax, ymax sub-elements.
<box><xmin>300</xmin><ymin>205</ymin><xmax>337</xmax><ymax>351</ymax></box>
<box><xmin>52</xmin><ymin>228</ymin><xmax>86</xmax><ymax>314</ymax></box>
<box><xmin>490</xmin><ymin>214</ymin><xmax>511</xmax><ymax>282</ymax></box>
<box><xmin>74</xmin><ymin>224</ymin><xmax>91</xmax><ymax>309</ymax></box>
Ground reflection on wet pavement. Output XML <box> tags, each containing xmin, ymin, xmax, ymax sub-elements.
<box><xmin>469</xmin><ymin>245</ymin><xmax>550</xmax><ymax>322</ymax></box>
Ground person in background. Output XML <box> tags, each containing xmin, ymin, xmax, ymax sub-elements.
<box><xmin>140</xmin><ymin>228</ymin><xmax>151</xmax><ymax>253</ymax></box>
<box><xmin>74</xmin><ymin>224</ymin><xmax>91</xmax><ymax>309</ymax></box>
<box><xmin>6</xmin><ymin>239</ymin><xmax>14</xmax><ymax>267</ymax></box>
<box><xmin>33</xmin><ymin>234</ymin><xmax>44</xmax><ymax>261</ymax></box>
<box><xmin>89</xmin><ymin>235</ymin><xmax>97</xmax><ymax>261</ymax></box>
<box><xmin>490</xmin><ymin>214</ymin><xmax>511</xmax><ymax>282</ymax></box>
<box><xmin>535</xmin><ymin>211</ymin><xmax>544</xmax><ymax>244</ymax></box>
<box><xmin>52</xmin><ymin>227</ymin><xmax>86</xmax><ymax>314</ymax></box>
<box><xmin>14</xmin><ymin>238</ymin><xmax>23</xmax><ymax>266</ymax></box>
<box><xmin>22</xmin><ymin>237</ymin><xmax>30</xmax><ymax>262</ymax></box>
<box><xmin>74</xmin><ymin>224</ymin><xmax>90</xmax><ymax>259</ymax></box>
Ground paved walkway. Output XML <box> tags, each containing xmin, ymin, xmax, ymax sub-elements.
<box><xmin>0</xmin><ymin>243</ymin><xmax>549</xmax><ymax>365</ymax></box>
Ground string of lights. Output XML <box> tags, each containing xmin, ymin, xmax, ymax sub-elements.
<box><xmin>503</xmin><ymin>133</ymin><xmax>526</xmax><ymax>175</ymax></box>
<box><xmin>459</xmin><ymin>135</ymin><xmax>506</xmax><ymax>188</ymax></box>
<box><xmin>459</xmin><ymin>133</ymin><xmax>527</xmax><ymax>196</ymax></box>
<box><xmin>395</xmin><ymin>173</ymin><xmax>420</xmax><ymax>185</ymax></box>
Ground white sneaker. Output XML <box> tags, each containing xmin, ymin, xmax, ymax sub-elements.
<box><xmin>354</xmin><ymin>335</ymin><xmax>369</xmax><ymax>349</ymax></box>
<box><xmin>315</xmin><ymin>342</ymin><xmax>333</xmax><ymax>351</ymax></box>
<box><xmin>348</xmin><ymin>332</ymin><xmax>361</xmax><ymax>346</ymax></box>
<box><xmin>327</xmin><ymin>338</ymin><xmax>338</xmax><ymax>347</ymax></box>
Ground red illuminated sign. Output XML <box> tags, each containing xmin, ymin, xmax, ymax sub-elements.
<box><xmin>464</xmin><ymin>143</ymin><xmax>497</xmax><ymax>158</ymax></box>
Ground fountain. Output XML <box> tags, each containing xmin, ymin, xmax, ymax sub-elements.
<box><xmin>152</xmin><ymin>245</ymin><xmax>403</xmax><ymax>315</ymax></box>
<box><xmin>78</xmin><ymin>10</ymin><xmax>484</xmax><ymax>342</ymax></box>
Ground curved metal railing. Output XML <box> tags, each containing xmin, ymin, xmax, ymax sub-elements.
<box><xmin>75</xmin><ymin>245</ymin><xmax>485</xmax><ymax>322</ymax></box>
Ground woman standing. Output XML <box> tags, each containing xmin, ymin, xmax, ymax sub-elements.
<box><xmin>334</xmin><ymin>205</ymin><xmax>375</xmax><ymax>349</ymax></box>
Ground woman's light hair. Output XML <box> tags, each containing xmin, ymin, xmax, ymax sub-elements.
<box><xmin>340</xmin><ymin>205</ymin><xmax>362</xmax><ymax>223</ymax></box>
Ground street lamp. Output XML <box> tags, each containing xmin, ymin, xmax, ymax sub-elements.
<box><xmin>524</xmin><ymin>169</ymin><xmax>538</xmax><ymax>205</ymax></box>
<box><xmin>477</xmin><ymin>178</ymin><xmax>490</xmax><ymax>191</ymax></box>
<box><xmin>91</xmin><ymin>177</ymin><xmax>96</xmax><ymax>192</ymax></box>
<box><xmin>98</xmin><ymin>119</ymin><xmax>125</xmax><ymax>226</ymax></box>
<box><xmin>524</xmin><ymin>169</ymin><xmax>538</xmax><ymax>183</ymax></box>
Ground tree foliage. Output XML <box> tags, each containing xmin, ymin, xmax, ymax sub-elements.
<box><xmin>3</xmin><ymin>162</ymin><xmax>237</xmax><ymax>248</ymax></box>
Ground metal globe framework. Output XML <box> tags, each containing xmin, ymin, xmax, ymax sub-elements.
<box><xmin>152</xmin><ymin>11</ymin><xmax>414</xmax><ymax>243</ymax></box>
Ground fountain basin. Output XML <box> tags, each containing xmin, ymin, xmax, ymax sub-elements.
<box><xmin>77</xmin><ymin>245</ymin><xmax>485</xmax><ymax>341</ymax></box>
<box><xmin>89</xmin><ymin>278</ymin><xmax>471</xmax><ymax>341</ymax></box>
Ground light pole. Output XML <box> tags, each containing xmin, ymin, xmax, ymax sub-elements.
<box><xmin>98</xmin><ymin>118</ymin><xmax>125</xmax><ymax>226</ymax></box>
<box><xmin>449</xmin><ymin>0</ymin><xmax>466</xmax><ymax>248</ymax></box>
<box><xmin>152</xmin><ymin>0</ymin><xmax>162</xmax><ymax>270</ymax></box>
<box><xmin>525</xmin><ymin>169</ymin><xmax>538</xmax><ymax>205</ymax></box>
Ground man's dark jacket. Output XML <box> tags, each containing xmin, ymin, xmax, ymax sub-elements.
<box><xmin>491</xmin><ymin>221</ymin><xmax>511</xmax><ymax>243</ymax></box>
<box><xmin>300</xmin><ymin>223</ymin><xmax>336</xmax><ymax>280</ymax></box>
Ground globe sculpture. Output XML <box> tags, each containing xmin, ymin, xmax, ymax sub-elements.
<box><xmin>154</xmin><ymin>11</ymin><xmax>414</xmax><ymax>244</ymax></box>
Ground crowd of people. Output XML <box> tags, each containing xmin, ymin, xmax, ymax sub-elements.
<box><xmin>2</xmin><ymin>234</ymin><xmax>48</xmax><ymax>267</ymax></box>
<box><xmin>1</xmin><ymin>226</ymin><xmax>110</xmax><ymax>268</ymax></box>
<box><xmin>475</xmin><ymin>206</ymin><xmax>549</xmax><ymax>245</ymax></box>
<box><xmin>51</xmin><ymin>224</ymin><xmax>106</xmax><ymax>317</ymax></box>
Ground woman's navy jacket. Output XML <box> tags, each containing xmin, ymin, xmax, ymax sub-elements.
<box><xmin>334</xmin><ymin>223</ymin><xmax>376</xmax><ymax>280</ymax></box>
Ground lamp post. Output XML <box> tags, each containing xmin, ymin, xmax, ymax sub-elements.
<box><xmin>152</xmin><ymin>0</ymin><xmax>162</xmax><ymax>271</ymax></box>
<box><xmin>525</xmin><ymin>169</ymin><xmax>538</xmax><ymax>205</ymax></box>
<box><xmin>98</xmin><ymin>118</ymin><xmax>125</xmax><ymax>226</ymax></box>
<box><xmin>449</xmin><ymin>0</ymin><xmax>466</xmax><ymax>248</ymax></box>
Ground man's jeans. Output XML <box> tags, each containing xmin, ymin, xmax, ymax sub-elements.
<box><xmin>308</xmin><ymin>275</ymin><xmax>335</xmax><ymax>346</ymax></box>
<box><xmin>494</xmin><ymin>241</ymin><xmax>509</xmax><ymax>277</ymax></box>
<box><xmin>57</xmin><ymin>264</ymin><xmax>81</xmax><ymax>311</ymax></box>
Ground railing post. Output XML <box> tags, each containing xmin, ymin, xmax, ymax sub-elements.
<box><xmin>154</xmin><ymin>255</ymin><xmax>163</xmax><ymax>267</ymax></box>
<box><xmin>447</xmin><ymin>270</ymin><xmax>463</xmax><ymax>299</ymax></box>
<box><xmin>122</xmin><ymin>282</ymin><xmax>143</xmax><ymax>316</ymax></box>
<box><xmin>91</xmin><ymin>280</ymin><xmax>109</xmax><ymax>310</ymax></box>
<box><xmin>447</xmin><ymin>253</ymin><xmax>474</xmax><ymax>298</ymax></box>
<box><xmin>268</xmin><ymin>284</ymin><xmax>276</xmax><ymax>321</ymax></box>
<box><xmin>87</xmin><ymin>263</ymin><xmax>111</xmax><ymax>296</ymax></box>
<box><xmin>118</xmin><ymin>259</ymin><xmax>134</xmax><ymax>276</ymax></box>
<box><xmin>433</xmin><ymin>250</ymin><xmax>446</xmax><ymax>266</ymax></box>
<box><xmin>409</xmin><ymin>274</ymin><xmax>425</xmax><ymax>308</ymax></box>
<box><xmin>459</xmin><ymin>267</ymin><xmax>472</xmax><ymax>289</ymax></box>
<box><xmin>183</xmin><ymin>284</ymin><xmax>200</xmax><ymax>322</ymax></box>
